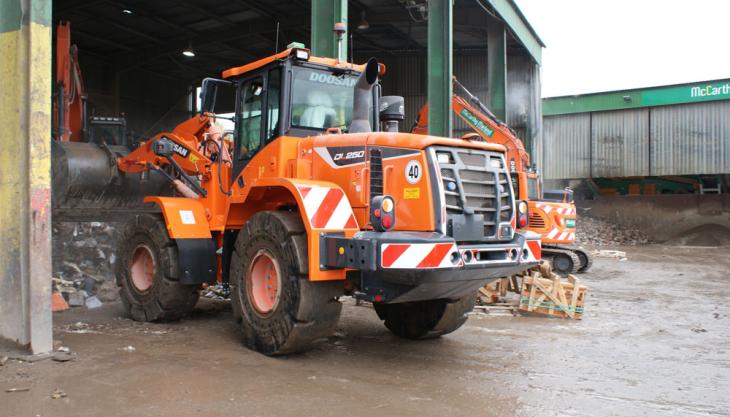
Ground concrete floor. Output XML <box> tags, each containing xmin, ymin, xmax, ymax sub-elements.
<box><xmin>1</xmin><ymin>245</ymin><xmax>729</xmax><ymax>417</ymax></box>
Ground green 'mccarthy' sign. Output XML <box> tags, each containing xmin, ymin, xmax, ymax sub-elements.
<box><xmin>543</xmin><ymin>79</ymin><xmax>730</xmax><ymax>116</ymax></box>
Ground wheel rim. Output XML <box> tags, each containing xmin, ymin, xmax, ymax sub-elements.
<box><xmin>130</xmin><ymin>245</ymin><xmax>156</xmax><ymax>292</ymax></box>
<box><xmin>247</xmin><ymin>250</ymin><xmax>281</xmax><ymax>315</ymax></box>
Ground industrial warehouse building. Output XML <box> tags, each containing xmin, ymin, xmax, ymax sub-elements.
<box><xmin>542</xmin><ymin>79</ymin><xmax>730</xmax><ymax>195</ymax></box>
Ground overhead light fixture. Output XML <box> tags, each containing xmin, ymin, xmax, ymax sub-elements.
<box><xmin>122</xmin><ymin>8</ymin><xmax>133</xmax><ymax>14</ymax></box>
<box><xmin>182</xmin><ymin>40</ymin><xmax>195</xmax><ymax>57</ymax></box>
<box><xmin>357</xmin><ymin>11</ymin><xmax>369</xmax><ymax>30</ymax></box>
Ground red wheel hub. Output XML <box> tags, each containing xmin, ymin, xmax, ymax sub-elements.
<box><xmin>247</xmin><ymin>250</ymin><xmax>281</xmax><ymax>315</ymax></box>
<box><xmin>130</xmin><ymin>245</ymin><xmax>155</xmax><ymax>292</ymax></box>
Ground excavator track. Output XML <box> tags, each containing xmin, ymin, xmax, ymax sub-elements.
<box><xmin>542</xmin><ymin>246</ymin><xmax>581</xmax><ymax>276</ymax></box>
<box><xmin>573</xmin><ymin>247</ymin><xmax>593</xmax><ymax>273</ymax></box>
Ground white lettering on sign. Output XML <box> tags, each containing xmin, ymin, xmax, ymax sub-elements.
<box><xmin>172</xmin><ymin>143</ymin><xmax>190</xmax><ymax>158</ymax></box>
<box><xmin>179</xmin><ymin>210</ymin><xmax>196</xmax><ymax>225</ymax></box>
<box><xmin>308</xmin><ymin>72</ymin><xmax>357</xmax><ymax>87</ymax></box>
<box><xmin>333</xmin><ymin>151</ymin><xmax>365</xmax><ymax>161</ymax></box>
<box><xmin>691</xmin><ymin>84</ymin><xmax>730</xmax><ymax>98</ymax></box>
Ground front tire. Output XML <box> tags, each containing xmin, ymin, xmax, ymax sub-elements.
<box><xmin>374</xmin><ymin>296</ymin><xmax>475</xmax><ymax>340</ymax></box>
<box><xmin>116</xmin><ymin>214</ymin><xmax>200</xmax><ymax>322</ymax></box>
<box><xmin>230</xmin><ymin>211</ymin><xmax>343</xmax><ymax>355</ymax></box>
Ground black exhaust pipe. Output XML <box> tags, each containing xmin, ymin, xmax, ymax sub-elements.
<box><xmin>349</xmin><ymin>58</ymin><xmax>379</xmax><ymax>134</ymax></box>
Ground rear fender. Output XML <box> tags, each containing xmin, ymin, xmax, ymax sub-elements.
<box><xmin>232</xmin><ymin>178</ymin><xmax>360</xmax><ymax>281</ymax></box>
<box><xmin>144</xmin><ymin>196</ymin><xmax>216</xmax><ymax>284</ymax></box>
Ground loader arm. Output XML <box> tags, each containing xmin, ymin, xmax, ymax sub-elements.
<box><xmin>117</xmin><ymin>114</ymin><xmax>214</xmax><ymax>175</ymax></box>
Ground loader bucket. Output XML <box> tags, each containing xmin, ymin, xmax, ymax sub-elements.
<box><xmin>52</xmin><ymin>141</ymin><xmax>172</xmax><ymax>222</ymax></box>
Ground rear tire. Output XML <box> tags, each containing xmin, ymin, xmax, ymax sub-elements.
<box><xmin>373</xmin><ymin>296</ymin><xmax>475</xmax><ymax>340</ymax></box>
<box><xmin>230</xmin><ymin>211</ymin><xmax>343</xmax><ymax>355</ymax></box>
<box><xmin>116</xmin><ymin>214</ymin><xmax>200</xmax><ymax>322</ymax></box>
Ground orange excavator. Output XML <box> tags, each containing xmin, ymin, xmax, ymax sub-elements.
<box><xmin>413</xmin><ymin>78</ymin><xmax>591</xmax><ymax>275</ymax></box>
<box><xmin>53</xmin><ymin>21</ymin><xmax>127</xmax><ymax>145</ymax></box>
<box><xmin>52</xmin><ymin>46</ymin><xmax>542</xmax><ymax>355</ymax></box>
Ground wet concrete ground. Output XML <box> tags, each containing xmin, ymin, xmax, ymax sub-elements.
<box><xmin>2</xmin><ymin>245</ymin><xmax>729</xmax><ymax>417</ymax></box>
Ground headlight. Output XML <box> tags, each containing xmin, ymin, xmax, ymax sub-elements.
<box><xmin>436</xmin><ymin>152</ymin><xmax>452</xmax><ymax>164</ymax></box>
<box><xmin>518</xmin><ymin>201</ymin><xmax>528</xmax><ymax>214</ymax></box>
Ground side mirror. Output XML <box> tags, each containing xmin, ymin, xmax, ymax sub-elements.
<box><xmin>200</xmin><ymin>78</ymin><xmax>233</xmax><ymax>113</ymax></box>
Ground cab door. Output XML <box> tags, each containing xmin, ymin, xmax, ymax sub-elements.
<box><xmin>233</xmin><ymin>67</ymin><xmax>282</xmax><ymax>178</ymax></box>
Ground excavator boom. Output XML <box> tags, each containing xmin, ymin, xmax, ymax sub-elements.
<box><xmin>412</xmin><ymin>78</ymin><xmax>531</xmax><ymax>174</ymax></box>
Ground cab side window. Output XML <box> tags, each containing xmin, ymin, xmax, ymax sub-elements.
<box><xmin>238</xmin><ymin>77</ymin><xmax>264</xmax><ymax>159</ymax></box>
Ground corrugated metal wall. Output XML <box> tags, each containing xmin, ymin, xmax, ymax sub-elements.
<box><xmin>544</xmin><ymin>113</ymin><xmax>591</xmax><ymax>179</ymax></box>
<box><xmin>591</xmin><ymin>109</ymin><xmax>649</xmax><ymax>177</ymax></box>
<box><xmin>651</xmin><ymin>101</ymin><xmax>730</xmax><ymax>175</ymax></box>
<box><xmin>543</xmin><ymin>101</ymin><xmax>730</xmax><ymax>179</ymax></box>
<box><xmin>355</xmin><ymin>52</ymin><xmax>536</xmax><ymax>139</ymax></box>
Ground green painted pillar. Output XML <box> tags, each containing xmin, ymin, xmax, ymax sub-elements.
<box><xmin>0</xmin><ymin>0</ymin><xmax>53</xmax><ymax>354</ymax></box>
<box><xmin>311</xmin><ymin>0</ymin><xmax>347</xmax><ymax>60</ymax></box>
<box><xmin>487</xmin><ymin>22</ymin><xmax>507</xmax><ymax>121</ymax></box>
<box><xmin>427</xmin><ymin>0</ymin><xmax>453</xmax><ymax>137</ymax></box>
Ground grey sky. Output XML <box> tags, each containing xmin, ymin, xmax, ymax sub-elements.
<box><xmin>514</xmin><ymin>0</ymin><xmax>730</xmax><ymax>97</ymax></box>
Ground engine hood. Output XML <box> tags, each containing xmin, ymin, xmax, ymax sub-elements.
<box><xmin>309</xmin><ymin>131</ymin><xmax>507</xmax><ymax>153</ymax></box>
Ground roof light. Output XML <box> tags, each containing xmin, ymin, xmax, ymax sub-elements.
<box><xmin>287</xmin><ymin>42</ymin><xmax>305</xmax><ymax>49</ymax></box>
<box><xmin>357</xmin><ymin>11</ymin><xmax>370</xmax><ymax>30</ymax></box>
<box><xmin>294</xmin><ymin>49</ymin><xmax>309</xmax><ymax>60</ymax></box>
<box><xmin>182</xmin><ymin>40</ymin><xmax>195</xmax><ymax>57</ymax></box>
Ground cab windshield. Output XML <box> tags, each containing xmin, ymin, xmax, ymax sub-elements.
<box><xmin>290</xmin><ymin>67</ymin><xmax>359</xmax><ymax>131</ymax></box>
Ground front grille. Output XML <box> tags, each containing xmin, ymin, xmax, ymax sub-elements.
<box><xmin>528</xmin><ymin>212</ymin><xmax>546</xmax><ymax>229</ymax></box>
<box><xmin>434</xmin><ymin>147</ymin><xmax>513</xmax><ymax>240</ymax></box>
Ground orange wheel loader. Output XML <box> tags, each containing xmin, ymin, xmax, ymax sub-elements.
<box><xmin>52</xmin><ymin>48</ymin><xmax>541</xmax><ymax>355</ymax></box>
<box><xmin>412</xmin><ymin>79</ymin><xmax>592</xmax><ymax>275</ymax></box>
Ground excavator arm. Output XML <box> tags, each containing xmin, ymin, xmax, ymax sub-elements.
<box><xmin>53</xmin><ymin>21</ymin><xmax>87</xmax><ymax>142</ymax></box>
<box><xmin>412</xmin><ymin>78</ymin><xmax>531</xmax><ymax>174</ymax></box>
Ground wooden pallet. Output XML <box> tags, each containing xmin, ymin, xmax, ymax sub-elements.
<box><xmin>477</xmin><ymin>276</ymin><xmax>522</xmax><ymax>304</ymax></box>
<box><xmin>518</xmin><ymin>263</ymin><xmax>586</xmax><ymax>320</ymax></box>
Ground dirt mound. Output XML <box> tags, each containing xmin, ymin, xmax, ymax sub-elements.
<box><xmin>666</xmin><ymin>224</ymin><xmax>730</xmax><ymax>247</ymax></box>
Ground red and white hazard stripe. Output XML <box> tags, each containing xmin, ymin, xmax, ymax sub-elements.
<box><xmin>545</xmin><ymin>228</ymin><xmax>575</xmax><ymax>242</ymax></box>
<box><xmin>381</xmin><ymin>242</ymin><xmax>461</xmax><ymax>269</ymax></box>
<box><xmin>535</xmin><ymin>203</ymin><xmax>575</xmax><ymax>216</ymax></box>
<box><xmin>523</xmin><ymin>239</ymin><xmax>541</xmax><ymax>262</ymax></box>
<box><xmin>296</xmin><ymin>185</ymin><xmax>358</xmax><ymax>230</ymax></box>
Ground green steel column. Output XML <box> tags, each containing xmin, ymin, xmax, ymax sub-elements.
<box><xmin>311</xmin><ymin>0</ymin><xmax>347</xmax><ymax>60</ymax></box>
<box><xmin>0</xmin><ymin>0</ymin><xmax>53</xmax><ymax>354</ymax></box>
<box><xmin>487</xmin><ymin>22</ymin><xmax>507</xmax><ymax>121</ymax></box>
<box><xmin>427</xmin><ymin>0</ymin><xmax>453</xmax><ymax>137</ymax></box>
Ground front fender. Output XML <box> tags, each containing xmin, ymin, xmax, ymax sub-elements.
<box><xmin>143</xmin><ymin>196</ymin><xmax>216</xmax><ymax>285</ymax></box>
<box><xmin>241</xmin><ymin>178</ymin><xmax>360</xmax><ymax>281</ymax></box>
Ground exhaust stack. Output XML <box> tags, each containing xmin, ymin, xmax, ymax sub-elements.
<box><xmin>349</xmin><ymin>58</ymin><xmax>379</xmax><ymax>134</ymax></box>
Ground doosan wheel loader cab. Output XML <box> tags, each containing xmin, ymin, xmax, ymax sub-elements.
<box><xmin>53</xmin><ymin>47</ymin><xmax>542</xmax><ymax>356</ymax></box>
